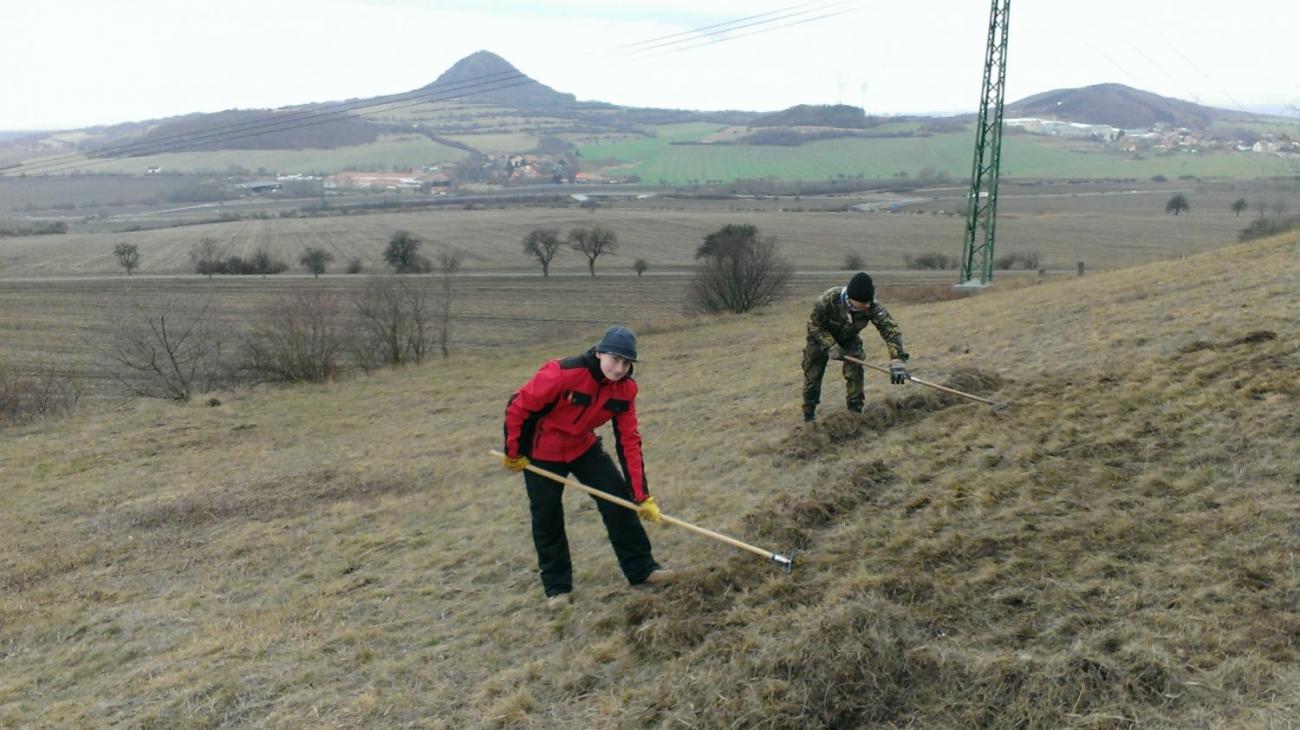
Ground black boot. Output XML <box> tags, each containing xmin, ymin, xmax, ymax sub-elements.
<box><xmin>803</xmin><ymin>406</ymin><xmax>816</xmax><ymax>423</ymax></box>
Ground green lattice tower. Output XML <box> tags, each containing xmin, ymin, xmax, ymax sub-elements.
<box><xmin>959</xmin><ymin>0</ymin><xmax>1011</xmax><ymax>286</ymax></box>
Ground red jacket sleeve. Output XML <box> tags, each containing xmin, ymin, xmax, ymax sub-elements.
<box><xmin>610</xmin><ymin>381</ymin><xmax>649</xmax><ymax>502</ymax></box>
<box><xmin>503</xmin><ymin>361</ymin><xmax>562</xmax><ymax>458</ymax></box>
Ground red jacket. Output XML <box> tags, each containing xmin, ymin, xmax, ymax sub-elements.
<box><xmin>503</xmin><ymin>351</ymin><xmax>649</xmax><ymax>502</ymax></box>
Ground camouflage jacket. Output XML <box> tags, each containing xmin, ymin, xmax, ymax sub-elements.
<box><xmin>806</xmin><ymin>287</ymin><xmax>908</xmax><ymax>360</ymax></box>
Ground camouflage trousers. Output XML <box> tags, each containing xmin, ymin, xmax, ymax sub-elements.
<box><xmin>802</xmin><ymin>336</ymin><xmax>865</xmax><ymax>416</ymax></box>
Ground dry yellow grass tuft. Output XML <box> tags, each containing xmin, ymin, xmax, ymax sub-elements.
<box><xmin>1</xmin><ymin>232</ymin><xmax>1296</xmax><ymax>726</ymax></box>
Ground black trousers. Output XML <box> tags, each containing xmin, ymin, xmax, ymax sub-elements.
<box><xmin>524</xmin><ymin>442</ymin><xmax>660</xmax><ymax>597</ymax></box>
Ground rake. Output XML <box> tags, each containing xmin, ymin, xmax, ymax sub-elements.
<box><xmin>841</xmin><ymin>354</ymin><xmax>1007</xmax><ymax>409</ymax></box>
<box><xmin>489</xmin><ymin>450</ymin><xmax>795</xmax><ymax>572</ymax></box>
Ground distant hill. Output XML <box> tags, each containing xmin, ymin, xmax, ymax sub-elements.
<box><xmin>752</xmin><ymin>104</ymin><xmax>870</xmax><ymax>129</ymax></box>
<box><xmin>420</xmin><ymin>50</ymin><xmax>577</xmax><ymax>108</ymax></box>
<box><xmin>90</xmin><ymin>109</ymin><xmax>385</xmax><ymax>155</ymax></box>
<box><xmin>1006</xmin><ymin>83</ymin><xmax>1259</xmax><ymax>129</ymax></box>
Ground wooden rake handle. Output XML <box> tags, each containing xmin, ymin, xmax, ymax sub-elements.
<box><xmin>489</xmin><ymin>450</ymin><xmax>794</xmax><ymax>570</ymax></box>
<box><xmin>841</xmin><ymin>355</ymin><xmax>1002</xmax><ymax>407</ymax></box>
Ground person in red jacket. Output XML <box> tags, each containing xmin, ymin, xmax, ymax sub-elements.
<box><xmin>502</xmin><ymin>325</ymin><xmax>672</xmax><ymax>609</ymax></box>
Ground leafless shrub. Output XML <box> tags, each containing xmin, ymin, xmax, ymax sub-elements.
<box><xmin>843</xmin><ymin>253</ymin><xmax>865</xmax><ymax>270</ymax></box>
<box><xmin>1238</xmin><ymin>215</ymin><xmax>1300</xmax><ymax>241</ymax></box>
<box><xmin>880</xmin><ymin>284</ymin><xmax>977</xmax><ymax>304</ymax></box>
<box><xmin>687</xmin><ymin>224</ymin><xmax>792</xmax><ymax>314</ymax></box>
<box><xmin>299</xmin><ymin>247</ymin><xmax>334</xmax><ymax>278</ymax></box>
<box><xmin>0</xmin><ymin>360</ymin><xmax>83</xmax><ymax>426</ymax></box>
<box><xmin>995</xmin><ymin>251</ymin><xmax>1041</xmax><ymax>270</ymax></box>
<box><xmin>904</xmin><ymin>252</ymin><xmax>956</xmax><ymax>270</ymax></box>
<box><xmin>190</xmin><ymin>237</ymin><xmax>225</xmax><ymax>279</ymax></box>
<box><xmin>349</xmin><ymin>275</ymin><xmax>440</xmax><ymax>369</ymax></box>
<box><xmin>105</xmin><ymin>297</ymin><xmax>230</xmax><ymax>401</ymax></box>
<box><xmin>240</xmin><ymin>289</ymin><xmax>343</xmax><ymax>383</ymax></box>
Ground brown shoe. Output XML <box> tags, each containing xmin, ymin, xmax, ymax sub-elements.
<box><xmin>642</xmin><ymin>569</ymin><xmax>675</xmax><ymax>587</ymax></box>
<box><xmin>546</xmin><ymin>593</ymin><xmax>571</xmax><ymax>610</ymax></box>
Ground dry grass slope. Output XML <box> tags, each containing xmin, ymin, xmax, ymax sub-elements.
<box><xmin>1</xmin><ymin>232</ymin><xmax>1297</xmax><ymax>727</ymax></box>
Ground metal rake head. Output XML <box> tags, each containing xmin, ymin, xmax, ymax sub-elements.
<box><xmin>770</xmin><ymin>549</ymin><xmax>797</xmax><ymax>573</ymax></box>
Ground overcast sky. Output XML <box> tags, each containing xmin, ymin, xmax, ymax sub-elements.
<box><xmin>4</xmin><ymin>0</ymin><xmax>1298</xmax><ymax>130</ymax></box>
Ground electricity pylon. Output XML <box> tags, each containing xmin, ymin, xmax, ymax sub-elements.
<box><xmin>959</xmin><ymin>0</ymin><xmax>1011</xmax><ymax>287</ymax></box>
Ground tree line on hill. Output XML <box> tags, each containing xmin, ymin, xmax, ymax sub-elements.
<box><xmin>101</xmin><ymin>241</ymin><xmax>464</xmax><ymax>404</ymax></box>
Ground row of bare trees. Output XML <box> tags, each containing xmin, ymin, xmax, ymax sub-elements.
<box><xmin>523</xmin><ymin>222</ymin><xmax>792</xmax><ymax>313</ymax></box>
<box><xmin>1230</xmin><ymin>197</ymin><xmax>1291</xmax><ymax>218</ymax></box>
<box><xmin>521</xmin><ymin>220</ymin><xmax>794</xmax><ymax>311</ymax></box>
<box><xmin>100</xmin><ymin>221</ymin><xmax>792</xmax><ymax>401</ymax></box>
<box><xmin>112</xmin><ymin>240</ymin><xmax>347</xmax><ymax>278</ymax></box>
<box><xmin>522</xmin><ymin>225</ymin><xmax>618</xmax><ymax>277</ymax></box>
<box><xmin>106</xmin><ymin>270</ymin><xmax>461</xmax><ymax>401</ymax></box>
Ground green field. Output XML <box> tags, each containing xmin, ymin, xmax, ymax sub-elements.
<box><xmin>578</xmin><ymin>125</ymin><xmax>1300</xmax><ymax>184</ymax></box>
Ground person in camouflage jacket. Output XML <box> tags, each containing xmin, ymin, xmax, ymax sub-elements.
<box><xmin>802</xmin><ymin>272</ymin><xmax>910</xmax><ymax>422</ymax></box>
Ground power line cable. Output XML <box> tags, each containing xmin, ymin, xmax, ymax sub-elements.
<box><xmin>1158</xmin><ymin>36</ymin><xmax>1251</xmax><ymax>114</ymax></box>
<box><xmin>639</xmin><ymin>4</ymin><xmax>864</xmax><ymax>59</ymax></box>
<box><xmin>1128</xmin><ymin>45</ymin><xmax>1201</xmax><ymax>105</ymax></box>
<box><xmin>620</xmin><ymin>1</ymin><xmax>857</xmax><ymax>58</ymax></box>
<box><xmin>612</xmin><ymin>0</ymin><xmax>832</xmax><ymax>51</ymax></box>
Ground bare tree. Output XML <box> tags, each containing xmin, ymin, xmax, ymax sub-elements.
<box><xmin>190</xmin><ymin>237</ymin><xmax>224</xmax><ymax>279</ymax></box>
<box><xmin>522</xmin><ymin>228</ymin><xmax>563</xmax><ymax>276</ymax></box>
<box><xmin>240</xmin><ymin>289</ymin><xmax>343</xmax><ymax>383</ymax></box>
<box><xmin>633</xmin><ymin>258</ymin><xmax>649</xmax><ymax>277</ymax></box>
<box><xmin>843</xmin><ymin>253</ymin><xmax>865</xmax><ymax>270</ymax></box>
<box><xmin>435</xmin><ymin>250</ymin><xmax>463</xmax><ymax>358</ymax></box>
<box><xmin>384</xmin><ymin>230</ymin><xmax>430</xmax><ymax>273</ymax></box>
<box><xmin>688</xmin><ymin>224</ymin><xmax>792</xmax><ymax>314</ymax></box>
<box><xmin>1230</xmin><ymin>198</ymin><xmax>1249</xmax><ymax>217</ymax></box>
<box><xmin>1271</xmin><ymin>199</ymin><xmax>1289</xmax><ymax>218</ymax></box>
<box><xmin>113</xmin><ymin>243</ymin><xmax>140</xmax><ymax>275</ymax></box>
<box><xmin>300</xmin><ymin>247</ymin><xmax>335</xmax><ymax>278</ymax></box>
<box><xmin>1164</xmin><ymin>194</ymin><xmax>1190</xmax><ymax>215</ymax></box>
<box><xmin>1253</xmin><ymin>199</ymin><xmax>1269</xmax><ymax>219</ymax></box>
<box><xmin>568</xmin><ymin>225</ymin><xmax>618</xmax><ymax>277</ymax></box>
<box><xmin>106</xmin><ymin>297</ymin><xmax>229</xmax><ymax>400</ymax></box>
<box><xmin>250</xmin><ymin>248</ymin><xmax>287</xmax><ymax>278</ymax></box>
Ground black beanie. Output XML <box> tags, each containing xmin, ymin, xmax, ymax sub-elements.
<box><xmin>846</xmin><ymin>272</ymin><xmax>874</xmax><ymax>302</ymax></box>
<box><xmin>595</xmin><ymin>325</ymin><xmax>638</xmax><ymax>362</ymax></box>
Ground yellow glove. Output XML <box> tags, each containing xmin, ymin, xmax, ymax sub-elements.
<box><xmin>636</xmin><ymin>496</ymin><xmax>662</xmax><ymax>524</ymax></box>
<box><xmin>502</xmin><ymin>454</ymin><xmax>529</xmax><ymax>472</ymax></box>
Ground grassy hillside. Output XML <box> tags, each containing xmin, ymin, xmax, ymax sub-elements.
<box><xmin>2</xmin><ymin>232</ymin><xmax>1297</xmax><ymax>726</ymax></box>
